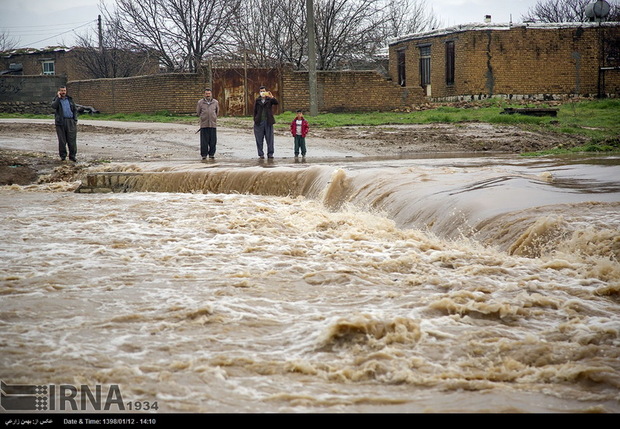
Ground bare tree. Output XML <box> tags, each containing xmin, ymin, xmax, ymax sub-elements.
<box><xmin>364</xmin><ymin>0</ymin><xmax>439</xmax><ymax>62</ymax></box>
<box><xmin>379</xmin><ymin>0</ymin><xmax>440</xmax><ymax>39</ymax></box>
<box><xmin>523</xmin><ymin>0</ymin><xmax>619</xmax><ymax>22</ymax></box>
<box><xmin>0</xmin><ymin>30</ymin><xmax>19</xmax><ymax>52</ymax></box>
<box><xmin>229</xmin><ymin>0</ymin><xmax>385</xmax><ymax>70</ymax></box>
<box><xmin>102</xmin><ymin>0</ymin><xmax>241</xmax><ymax>72</ymax></box>
<box><xmin>99</xmin><ymin>0</ymin><xmax>440</xmax><ymax>72</ymax></box>
<box><xmin>269</xmin><ymin>0</ymin><xmax>309</xmax><ymax>68</ymax></box>
<box><xmin>72</xmin><ymin>16</ymin><xmax>159</xmax><ymax>78</ymax></box>
<box><xmin>311</xmin><ymin>0</ymin><xmax>439</xmax><ymax>70</ymax></box>
<box><xmin>312</xmin><ymin>0</ymin><xmax>387</xmax><ymax>69</ymax></box>
<box><xmin>226</xmin><ymin>0</ymin><xmax>307</xmax><ymax>68</ymax></box>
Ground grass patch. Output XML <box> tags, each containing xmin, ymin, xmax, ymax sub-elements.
<box><xmin>0</xmin><ymin>113</ymin><xmax>51</xmax><ymax>120</ymax></box>
<box><xmin>89</xmin><ymin>111</ymin><xmax>197</xmax><ymax>123</ymax></box>
<box><xmin>489</xmin><ymin>114</ymin><xmax>547</xmax><ymax>125</ymax></box>
<box><xmin>521</xmin><ymin>136</ymin><xmax>620</xmax><ymax>156</ymax></box>
<box><xmin>0</xmin><ymin>111</ymin><xmax>198</xmax><ymax>123</ymax></box>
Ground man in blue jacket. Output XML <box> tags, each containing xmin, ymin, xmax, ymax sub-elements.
<box><xmin>51</xmin><ymin>86</ymin><xmax>78</xmax><ymax>162</ymax></box>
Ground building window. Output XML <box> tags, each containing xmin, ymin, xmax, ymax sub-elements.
<box><xmin>419</xmin><ymin>45</ymin><xmax>431</xmax><ymax>87</ymax></box>
<box><xmin>397</xmin><ymin>49</ymin><xmax>406</xmax><ymax>86</ymax></box>
<box><xmin>445</xmin><ymin>41</ymin><xmax>455</xmax><ymax>85</ymax></box>
<box><xmin>42</xmin><ymin>61</ymin><xmax>55</xmax><ymax>75</ymax></box>
<box><xmin>605</xmin><ymin>36</ymin><xmax>620</xmax><ymax>66</ymax></box>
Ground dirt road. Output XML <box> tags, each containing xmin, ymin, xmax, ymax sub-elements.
<box><xmin>0</xmin><ymin>117</ymin><xmax>586</xmax><ymax>186</ymax></box>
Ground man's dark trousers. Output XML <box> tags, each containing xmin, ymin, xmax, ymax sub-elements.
<box><xmin>56</xmin><ymin>118</ymin><xmax>77</xmax><ymax>161</ymax></box>
<box><xmin>254</xmin><ymin>120</ymin><xmax>274</xmax><ymax>158</ymax></box>
<box><xmin>200</xmin><ymin>127</ymin><xmax>217</xmax><ymax>158</ymax></box>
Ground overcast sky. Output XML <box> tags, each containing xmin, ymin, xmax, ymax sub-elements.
<box><xmin>0</xmin><ymin>0</ymin><xmax>542</xmax><ymax>49</ymax></box>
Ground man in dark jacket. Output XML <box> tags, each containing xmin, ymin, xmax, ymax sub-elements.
<box><xmin>253</xmin><ymin>86</ymin><xmax>278</xmax><ymax>159</ymax></box>
<box><xmin>51</xmin><ymin>86</ymin><xmax>78</xmax><ymax>162</ymax></box>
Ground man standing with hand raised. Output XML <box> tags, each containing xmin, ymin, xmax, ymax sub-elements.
<box><xmin>253</xmin><ymin>86</ymin><xmax>278</xmax><ymax>159</ymax></box>
<box><xmin>51</xmin><ymin>86</ymin><xmax>78</xmax><ymax>162</ymax></box>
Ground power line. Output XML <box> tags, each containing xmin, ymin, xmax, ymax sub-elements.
<box><xmin>23</xmin><ymin>20</ymin><xmax>96</xmax><ymax>47</ymax></box>
<box><xmin>2</xmin><ymin>20</ymin><xmax>94</xmax><ymax>30</ymax></box>
<box><xmin>10</xmin><ymin>28</ymin><xmax>85</xmax><ymax>37</ymax></box>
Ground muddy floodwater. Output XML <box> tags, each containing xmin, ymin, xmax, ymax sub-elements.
<box><xmin>0</xmin><ymin>120</ymin><xmax>619</xmax><ymax>413</ymax></box>
<box><xmin>1</xmin><ymin>154</ymin><xmax>619</xmax><ymax>413</ymax></box>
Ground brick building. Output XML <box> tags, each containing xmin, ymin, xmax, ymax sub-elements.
<box><xmin>0</xmin><ymin>47</ymin><xmax>160</xmax><ymax>81</ymax></box>
<box><xmin>388</xmin><ymin>22</ymin><xmax>620</xmax><ymax>101</ymax></box>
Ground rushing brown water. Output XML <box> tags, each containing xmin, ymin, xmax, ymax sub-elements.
<box><xmin>1</xmin><ymin>154</ymin><xmax>619</xmax><ymax>413</ymax></box>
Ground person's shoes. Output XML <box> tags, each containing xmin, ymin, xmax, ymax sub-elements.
<box><xmin>209</xmin><ymin>156</ymin><xmax>215</xmax><ymax>159</ymax></box>
<box><xmin>69</xmin><ymin>158</ymin><xmax>77</xmax><ymax>162</ymax></box>
<box><xmin>60</xmin><ymin>157</ymin><xmax>66</xmax><ymax>161</ymax></box>
<box><xmin>202</xmin><ymin>156</ymin><xmax>207</xmax><ymax>160</ymax></box>
<box><xmin>259</xmin><ymin>156</ymin><xmax>264</xmax><ymax>159</ymax></box>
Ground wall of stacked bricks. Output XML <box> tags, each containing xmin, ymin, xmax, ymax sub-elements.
<box><xmin>66</xmin><ymin>69</ymin><xmax>426</xmax><ymax>115</ymax></box>
<box><xmin>69</xmin><ymin>73</ymin><xmax>206</xmax><ymax>114</ymax></box>
<box><xmin>389</xmin><ymin>25</ymin><xmax>620</xmax><ymax>100</ymax></box>
<box><xmin>281</xmin><ymin>70</ymin><xmax>426</xmax><ymax>112</ymax></box>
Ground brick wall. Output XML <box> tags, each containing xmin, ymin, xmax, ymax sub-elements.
<box><xmin>67</xmin><ymin>70</ymin><xmax>281</xmax><ymax>116</ymax></box>
<box><xmin>64</xmin><ymin>69</ymin><xmax>424</xmax><ymax>116</ymax></box>
<box><xmin>282</xmin><ymin>69</ymin><xmax>425</xmax><ymax>112</ymax></box>
<box><xmin>389</xmin><ymin>23</ymin><xmax>620</xmax><ymax>101</ymax></box>
<box><xmin>69</xmin><ymin>73</ymin><xmax>208</xmax><ymax>115</ymax></box>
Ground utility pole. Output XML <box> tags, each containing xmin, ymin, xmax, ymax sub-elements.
<box><xmin>306</xmin><ymin>0</ymin><xmax>318</xmax><ymax>116</ymax></box>
<box><xmin>244</xmin><ymin>50</ymin><xmax>248</xmax><ymax>116</ymax></box>
<box><xmin>98</xmin><ymin>15</ymin><xmax>103</xmax><ymax>53</ymax></box>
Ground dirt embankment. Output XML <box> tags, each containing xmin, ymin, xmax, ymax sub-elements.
<box><xmin>306</xmin><ymin>122</ymin><xmax>586</xmax><ymax>155</ymax></box>
<box><xmin>0</xmin><ymin>150</ymin><xmax>86</xmax><ymax>186</ymax></box>
<box><xmin>0</xmin><ymin>119</ymin><xmax>588</xmax><ymax>186</ymax></box>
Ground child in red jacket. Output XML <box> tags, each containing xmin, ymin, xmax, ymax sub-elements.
<box><xmin>290</xmin><ymin>109</ymin><xmax>309</xmax><ymax>158</ymax></box>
